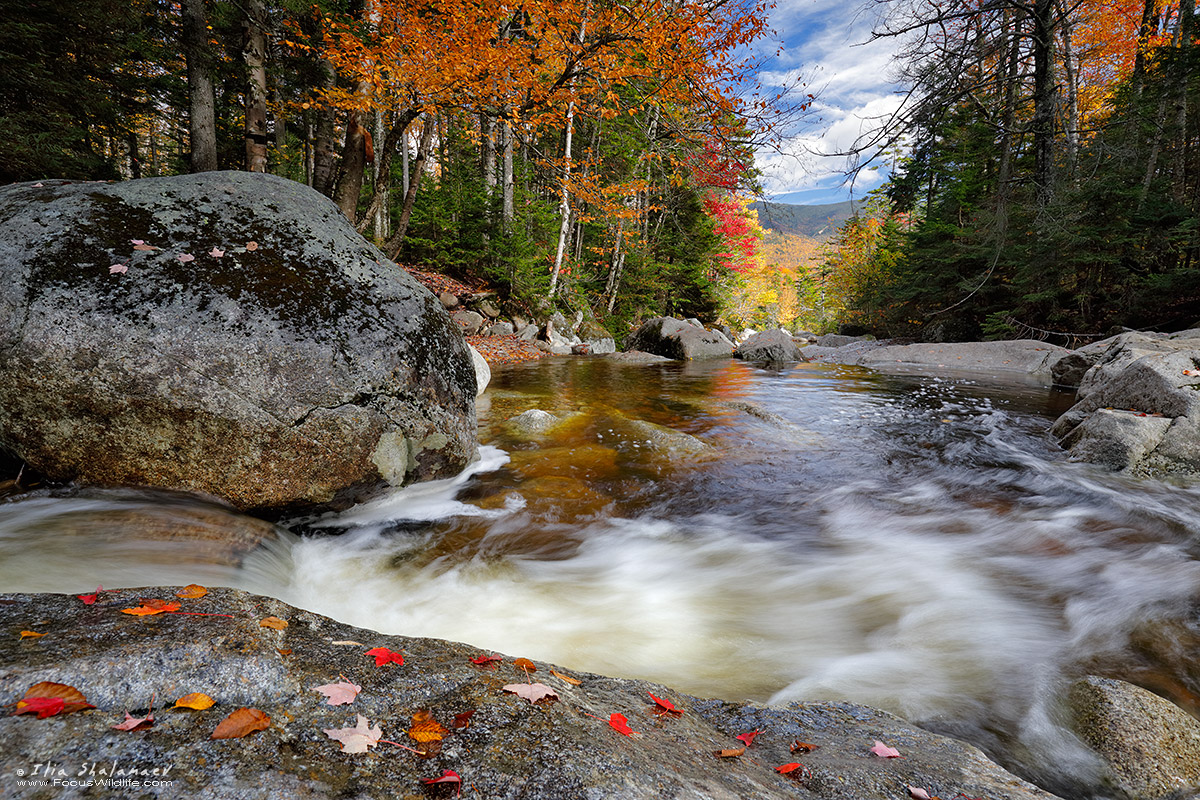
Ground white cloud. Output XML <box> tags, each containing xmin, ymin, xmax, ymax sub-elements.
<box><xmin>754</xmin><ymin>0</ymin><xmax>908</xmax><ymax>200</ymax></box>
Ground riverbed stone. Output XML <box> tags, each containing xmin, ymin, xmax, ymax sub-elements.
<box><xmin>467</xmin><ymin>343</ymin><xmax>491</xmax><ymax>397</ymax></box>
<box><xmin>1067</xmin><ymin>676</ymin><xmax>1200</xmax><ymax>800</ymax></box>
<box><xmin>854</xmin><ymin>340</ymin><xmax>1070</xmax><ymax>381</ymax></box>
<box><xmin>0</xmin><ymin>587</ymin><xmax>1062</xmax><ymax>800</ymax></box>
<box><xmin>735</xmin><ymin>329</ymin><xmax>802</xmax><ymax>363</ymax></box>
<box><xmin>452</xmin><ymin>309</ymin><xmax>486</xmax><ymax>335</ymax></box>
<box><xmin>624</xmin><ymin>317</ymin><xmax>733</xmax><ymax>361</ymax></box>
<box><xmin>0</xmin><ymin>172</ymin><xmax>477</xmax><ymax>512</ymax></box>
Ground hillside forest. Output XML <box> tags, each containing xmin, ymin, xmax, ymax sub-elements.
<box><xmin>0</xmin><ymin>0</ymin><xmax>827</xmax><ymax>340</ymax></box>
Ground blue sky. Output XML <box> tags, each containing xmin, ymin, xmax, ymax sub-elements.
<box><xmin>751</xmin><ymin>0</ymin><xmax>904</xmax><ymax>205</ymax></box>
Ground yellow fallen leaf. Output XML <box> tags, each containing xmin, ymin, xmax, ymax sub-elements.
<box><xmin>174</xmin><ymin>692</ymin><xmax>216</xmax><ymax>710</ymax></box>
<box><xmin>19</xmin><ymin>630</ymin><xmax>45</xmax><ymax>639</ymax></box>
<box><xmin>176</xmin><ymin>584</ymin><xmax>208</xmax><ymax>599</ymax></box>
<box><xmin>259</xmin><ymin>616</ymin><xmax>288</xmax><ymax>630</ymax></box>
<box><xmin>550</xmin><ymin>669</ymin><xmax>581</xmax><ymax>685</ymax></box>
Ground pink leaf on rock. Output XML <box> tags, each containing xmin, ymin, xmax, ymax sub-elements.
<box><xmin>112</xmin><ymin>710</ymin><xmax>154</xmax><ymax>731</ymax></box>
<box><xmin>208</xmin><ymin>247</ymin><xmax>225</xmax><ymax>258</ymax></box>
<box><xmin>323</xmin><ymin>714</ymin><xmax>383</xmax><ymax>753</ymax></box>
<box><xmin>130</xmin><ymin>239</ymin><xmax>144</xmax><ymax>245</ymax></box>
<box><xmin>908</xmin><ymin>787</ymin><xmax>932</xmax><ymax>800</ymax></box>
<box><xmin>178</xmin><ymin>253</ymin><xmax>195</xmax><ymax>263</ymax></box>
<box><xmin>502</xmin><ymin>683</ymin><xmax>558</xmax><ymax>704</ymax></box>
<box><xmin>109</xmin><ymin>264</ymin><xmax>128</xmax><ymax>274</ymax></box>
<box><xmin>870</xmin><ymin>740</ymin><xmax>902</xmax><ymax>758</ymax></box>
<box><xmin>313</xmin><ymin>680</ymin><xmax>361</xmax><ymax>706</ymax></box>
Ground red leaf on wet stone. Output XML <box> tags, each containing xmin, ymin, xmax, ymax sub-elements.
<box><xmin>14</xmin><ymin>697</ymin><xmax>64</xmax><ymax>718</ymax></box>
<box><xmin>776</xmin><ymin>763</ymin><xmax>811</xmax><ymax>778</ymax></box>
<box><xmin>365</xmin><ymin>646</ymin><xmax>403</xmax><ymax>666</ymax></box>
<box><xmin>870</xmin><ymin>740</ymin><xmax>902</xmax><ymax>758</ymax></box>
<box><xmin>648</xmin><ymin>692</ymin><xmax>683</xmax><ymax>714</ymax></box>
<box><xmin>609</xmin><ymin>713</ymin><xmax>638</xmax><ymax>736</ymax></box>
<box><xmin>470</xmin><ymin>653</ymin><xmax>502</xmax><ymax>667</ymax></box>
<box><xmin>14</xmin><ymin>682</ymin><xmax>95</xmax><ymax>717</ymax></box>
<box><xmin>78</xmin><ymin>586</ymin><xmax>103</xmax><ymax>605</ymax></box>
<box><xmin>736</xmin><ymin>730</ymin><xmax>761</xmax><ymax>746</ymax></box>
<box><xmin>421</xmin><ymin>769</ymin><xmax>462</xmax><ymax>796</ymax></box>
<box><xmin>453</xmin><ymin>709</ymin><xmax>475</xmax><ymax>729</ymax></box>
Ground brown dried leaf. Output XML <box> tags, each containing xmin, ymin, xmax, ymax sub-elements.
<box><xmin>453</xmin><ymin>709</ymin><xmax>475</xmax><ymax>729</ymax></box>
<box><xmin>550</xmin><ymin>669</ymin><xmax>581</xmax><ymax>685</ymax></box>
<box><xmin>407</xmin><ymin>709</ymin><xmax>447</xmax><ymax>743</ymax></box>
<box><xmin>714</xmin><ymin>747</ymin><xmax>746</xmax><ymax>758</ymax></box>
<box><xmin>790</xmin><ymin>740</ymin><xmax>819</xmax><ymax>753</ymax></box>
<box><xmin>259</xmin><ymin>616</ymin><xmax>288</xmax><ymax>630</ymax></box>
<box><xmin>513</xmin><ymin>657</ymin><xmax>537</xmax><ymax>673</ymax></box>
<box><xmin>211</xmin><ymin>707</ymin><xmax>270</xmax><ymax>739</ymax></box>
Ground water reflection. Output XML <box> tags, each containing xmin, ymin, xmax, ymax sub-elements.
<box><xmin>1</xmin><ymin>357</ymin><xmax>1197</xmax><ymax>799</ymax></box>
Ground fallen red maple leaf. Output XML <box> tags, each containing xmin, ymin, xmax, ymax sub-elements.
<box><xmin>13</xmin><ymin>682</ymin><xmax>95</xmax><ymax>717</ymax></box>
<box><xmin>365</xmin><ymin>646</ymin><xmax>403</xmax><ymax>666</ymax></box>
<box><xmin>15</xmin><ymin>697</ymin><xmax>65</xmax><ymax>718</ymax></box>
<box><xmin>421</xmin><ymin>769</ymin><xmax>462</xmax><ymax>797</ymax></box>
<box><xmin>77</xmin><ymin>586</ymin><xmax>103</xmax><ymax>605</ymax></box>
<box><xmin>112</xmin><ymin>710</ymin><xmax>154</xmax><ymax>731</ymax></box>
<box><xmin>736</xmin><ymin>730</ymin><xmax>761</xmax><ymax>746</ymax></box>
<box><xmin>648</xmin><ymin>692</ymin><xmax>682</xmax><ymax>714</ymax></box>
<box><xmin>609</xmin><ymin>713</ymin><xmax>638</xmax><ymax>736</ymax></box>
<box><xmin>470</xmin><ymin>653</ymin><xmax>502</xmax><ymax>667</ymax></box>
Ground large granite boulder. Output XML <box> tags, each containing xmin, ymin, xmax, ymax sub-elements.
<box><xmin>1067</xmin><ymin>676</ymin><xmax>1200</xmax><ymax>800</ymax></box>
<box><xmin>625</xmin><ymin>317</ymin><xmax>732</xmax><ymax>361</ymax></box>
<box><xmin>0</xmin><ymin>172</ymin><xmax>477</xmax><ymax>512</ymax></box>
<box><xmin>1049</xmin><ymin>333</ymin><xmax>1200</xmax><ymax>476</ymax></box>
<box><xmin>735</xmin><ymin>330</ymin><xmax>802</xmax><ymax>363</ymax></box>
<box><xmin>854</xmin><ymin>340</ymin><xmax>1069</xmax><ymax>382</ymax></box>
<box><xmin>0</xmin><ymin>587</ymin><xmax>1060</xmax><ymax>800</ymax></box>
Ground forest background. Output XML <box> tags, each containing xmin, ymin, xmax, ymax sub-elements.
<box><xmin>0</xmin><ymin>0</ymin><xmax>1196</xmax><ymax>344</ymax></box>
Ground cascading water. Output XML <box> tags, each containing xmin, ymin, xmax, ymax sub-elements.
<box><xmin>2</xmin><ymin>357</ymin><xmax>1198</xmax><ymax>799</ymax></box>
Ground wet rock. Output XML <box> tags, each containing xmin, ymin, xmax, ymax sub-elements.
<box><xmin>0</xmin><ymin>587</ymin><xmax>1061</xmax><ymax>800</ymax></box>
<box><xmin>1067</xmin><ymin>676</ymin><xmax>1200</xmax><ymax>800</ymax></box>
<box><xmin>467</xmin><ymin>343</ymin><xmax>491</xmax><ymax>397</ymax></box>
<box><xmin>854</xmin><ymin>340</ymin><xmax>1069</xmax><ymax>381</ymax></box>
<box><xmin>1049</xmin><ymin>338</ymin><xmax>1200</xmax><ymax>476</ymax></box>
<box><xmin>625</xmin><ymin>317</ymin><xmax>733</xmax><ymax>361</ymax></box>
<box><xmin>735</xmin><ymin>330</ymin><xmax>802</xmax><ymax>363</ymax></box>
<box><xmin>0</xmin><ymin>172</ymin><xmax>476</xmax><ymax>513</ymax></box>
<box><xmin>505</xmin><ymin>409</ymin><xmax>565</xmax><ymax>437</ymax></box>
<box><xmin>517</xmin><ymin>323</ymin><xmax>540</xmax><ymax>341</ymax></box>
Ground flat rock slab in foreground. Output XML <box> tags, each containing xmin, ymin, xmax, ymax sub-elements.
<box><xmin>0</xmin><ymin>588</ymin><xmax>1058</xmax><ymax>799</ymax></box>
<box><xmin>806</xmin><ymin>340</ymin><xmax>1070</xmax><ymax>383</ymax></box>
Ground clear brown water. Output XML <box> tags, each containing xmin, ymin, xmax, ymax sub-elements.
<box><xmin>3</xmin><ymin>357</ymin><xmax>1199</xmax><ymax>798</ymax></box>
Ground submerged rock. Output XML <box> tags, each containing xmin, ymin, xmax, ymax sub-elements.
<box><xmin>0</xmin><ymin>587</ymin><xmax>1060</xmax><ymax>800</ymax></box>
<box><xmin>1067</xmin><ymin>676</ymin><xmax>1200</xmax><ymax>800</ymax></box>
<box><xmin>0</xmin><ymin>173</ymin><xmax>477</xmax><ymax>513</ymax></box>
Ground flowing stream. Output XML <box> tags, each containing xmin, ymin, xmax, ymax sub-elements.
<box><xmin>3</xmin><ymin>357</ymin><xmax>1200</xmax><ymax>798</ymax></box>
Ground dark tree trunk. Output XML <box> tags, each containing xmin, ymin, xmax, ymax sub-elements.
<box><xmin>182</xmin><ymin>0</ymin><xmax>218</xmax><ymax>172</ymax></box>
<box><xmin>243</xmin><ymin>0</ymin><xmax>269</xmax><ymax>172</ymax></box>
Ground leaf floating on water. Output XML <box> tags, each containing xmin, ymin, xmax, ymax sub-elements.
<box><xmin>176</xmin><ymin>584</ymin><xmax>208</xmax><ymax>599</ymax></box>
<box><xmin>173</xmin><ymin>692</ymin><xmax>215</xmax><ymax>710</ymax></box>
<box><xmin>870</xmin><ymin>740</ymin><xmax>902</xmax><ymax>758</ymax></box>
<box><xmin>550</xmin><ymin>669</ymin><xmax>581</xmax><ymax>685</ymax></box>
<box><xmin>14</xmin><ymin>682</ymin><xmax>95</xmax><ymax>718</ymax></box>
<box><xmin>713</xmin><ymin>747</ymin><xmax>745</xmax><ymax>758</ymax></box>
<box><xmin>259</xmin><ymin>616</ymin><xmax>288</xmax><ymax>630</ymax></box>
<box><xmin>211</xmin><ymin>707</ymin><xmax>270</xmax><ymax>739</ymax></box>
<box><xmin>365</xmin><ymin>646</ymin><xmax>403</xmax><ymax>666</ymax></box>
<box><xmin>502</xmin><ymin>683</ymin><xmax>558</xmax><ymax>704</ymax></box>
<box><xmin>609</xmin><ymin>712</ymin><xmax>637</xmax><ymax>736</ymax></box>
<box><xmin>323</xmin><ymin>714</ymin><xmax>382</xmax><ymax>753</ymax></box>
<box><xmin>313</xmin><ymin>680</ymin><xmax>360</xmax><ymax>706</ymax></box>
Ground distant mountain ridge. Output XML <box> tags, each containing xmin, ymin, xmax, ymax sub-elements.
<box><xmin>750</xmin><ymin>200</ymin><xmax>858</xmax><ymax>240</ymax></box>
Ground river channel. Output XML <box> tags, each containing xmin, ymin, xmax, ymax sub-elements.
<box><xmin>3</xmin><ymin>357</ymin><xmax>1200</xmax><ymax>798</ymax></box>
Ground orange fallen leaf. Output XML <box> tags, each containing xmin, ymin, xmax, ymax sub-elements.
<box><xmin>211</xmin><ymin>707</ymin><xmax>270</xmax><ymax>739</ymax></box>
<box><xmin>14</xmin><ymin>682</ymin><xmax>95</xmax><ymax>718</ymax></box>
<box><xmin>19</xmin><ymin>631</ymin><xmax>45</xmax><ymax>639</ymax></box>
<box><xmin>121</xmin><ymin>599</ymin><xmax>181</xmax><ymax>616</ymax></box>
<box><xmin>714</xmin><ymin>747</ymin><xmax>746</xmax><ymax>758</ymax></box>
<box><xmin>176</xmin><ymin>584</ymin><xmax>208</xmax><ymax>599</ymax></box>
<box><xmin>513</xmin><ymin>657</ymin><xmax>537</xmax><ymax>673</ymax></box>
<box><xmin>407</xmin><ymin>710</ymin><xmax>447</xmax><ymax>743</ymax></box>
<box><xmin>245</xmin><ymin>241</ymin><xmax>259</xmax><ymax>251</ymax></box>
<box><xmin>259</xmin><ymin>616</ymin><xmax>288</xmax><ymax>630</ymax></box>
<box><xmin>790</xmin><ymin>740</ymin><xmax>820</xmax><ymax>753</ymax></box>
<box><xmin>173</xmin><ymin>692</ymin><xmax>215</xmax><ymax>710</ymax></box>
<box><xmin>550</xmin><ymin>669</ymin><xmax>581</xmax><ymax>685</ymax></box>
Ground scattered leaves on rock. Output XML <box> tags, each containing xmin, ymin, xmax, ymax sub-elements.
<box><xmin>211</xmin><ymin>707</ymin><xmax>270</xmax><ymax>739</ymax></box>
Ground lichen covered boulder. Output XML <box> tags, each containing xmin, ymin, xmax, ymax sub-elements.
<box><xmin>624</xmin><ymin>317</ymin><xmax>732</xmax><ymax>361</ymax></box>
<box><xmin>0</xmin><ymin>172</ymin><xmax>477</xmax><ymax>512</ymax></box>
